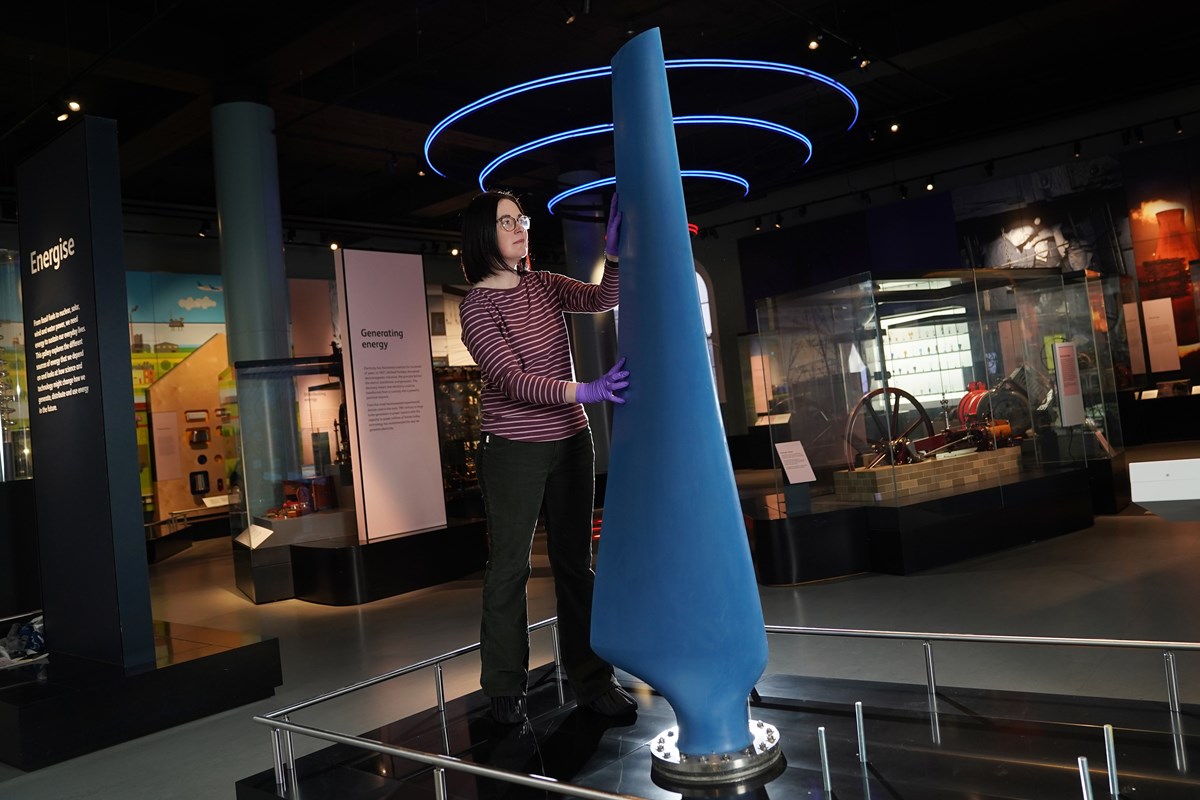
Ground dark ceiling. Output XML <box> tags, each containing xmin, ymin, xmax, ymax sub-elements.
<box><xmin>2</xmin><ymin>0</ymin><xmax>1198</xmax><ymax>250</ymax></box>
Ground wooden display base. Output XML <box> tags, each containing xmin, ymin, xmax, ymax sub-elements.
<box><xmin>833</xmin><ymin>447</ymin><xmax>1021</xmax><ymax>503</ymax></box>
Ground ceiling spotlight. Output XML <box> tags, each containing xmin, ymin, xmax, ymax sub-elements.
<box><xmin>329</xmin><ymin>241</ymin><xmax>340</xmax><ymax>251</ymax></box>
<box><xmin>198</xmin><ymin>220</ymin><xmax>212</xmax><ymax>237</ymax></box>
<box><xmin>898</xmin><ymin>184</ymin><xmax>908</xmax><ymax>200</ymax></box>
<box><xmin>56</xmin><ymin>112</ymin><xmax>69</xmax><ymax>122</ymax></box>
<box><xmin>853</xmin><ymin>52</ymin><xmax>871</xmax><ymax>70</ymax></box>
<box><xmin>1135</xmin><ymin>126</ymin><xmax>1145</xmax><ymax>144</ymax></box>
<box><xmin>889</xmin><ymin>122</ymin><xmax>900</xmax><ymax>133</ymax></box>
<box><xmin>754</xmin><ymin>216</ymin><xmax>762</xmax><ymax>232</ymax></box>
<box><xmin>450</xmin><ymin>246</ymin><xmax>460</xmax><ymax>257</ymax></box>
<box><xmin>774</xmin><ymin>214</ymin><xmax>783</xmax><ymax>229</ymax></box>
<box><xmin>868</xmin><ymin>128</ymin><xmax>877</xmax><ymax>143</ymax></box>
<box><xmin>925</xmin><ymin>176</ymin><xmax>935</xmax><ymax>192</ymax></box>
<box><xmin>67</xmin><ymin>100</ymin><xmax>81</xmax><ymax>112</ymax></box>
<box><xmin>286</xmin><ymin>228</ymin><xmax>296</xmax><ymax>243</ymax></box>
<box><xmin>1073</xmin><ymin>140</ymin><xmax>1082</xmax><ymax>159</ymax></box>
<box><xmin>560</xmin><ymin>1</ymin><xmax>576</xmax><ymax>24</ymax></box>
<box><xmin>416</xmin><ymin>168</ymin><xmax>427</xmax><ymax>177</ymax></box>
<box><xmin>1175</xmin><ymin>117</ymin><xmax>1184</xmax><ymax>135</ymax></box>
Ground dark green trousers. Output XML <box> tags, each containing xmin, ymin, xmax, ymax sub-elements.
<box><xmin>477</xmin><ymin>428</ymin><xmax>616</xmax><ymax>706</ymax></box>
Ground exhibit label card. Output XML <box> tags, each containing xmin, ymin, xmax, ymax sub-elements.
<box><xmin>775</xmin><ymin>440</ymin><xmax>817</xmax><ymax>484</ymax></box>
<box><xmin>1052</xmin><ymin>342</ymin><xmax>1086</xmax><ymax>427</ymax></box>
<box><xmin>336</xmin><ymin>249</ymin><xmax>446</xmax><ymax>541</ymax></box>
<box><xmin>1142</xmin><ymin>297</ymin><xmax>1181</xmax><ymax>373</ymax></box>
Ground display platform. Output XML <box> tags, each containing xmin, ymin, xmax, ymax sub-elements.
<box><xmin>235</xmin><ymin>662</ymin><xmax>1200</xmax><ymax>799</ymax></box>
<box><xmin>0</xmin><ymin>620</ymin><xmax>281</xmax><ymax>771</ymax></box>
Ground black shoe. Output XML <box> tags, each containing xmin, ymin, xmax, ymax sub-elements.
<box><xmin>586</xmin><ymin>686</ymin><xmax>638</xmax><ymax>717</ymax></box>
<box><xmin>490</xmin><ymin>695</ymin><xmax>527</xmax><ymax>725</ymax></box>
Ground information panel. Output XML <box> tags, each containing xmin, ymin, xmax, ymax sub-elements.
<box><xmin>335</xmin><ymin>249</ymin><xmax>446</xmax><ymax>541</ymax></box>
<box><xmin>16</xmin><ymin>117</ymin><xmax>152</xmax><ymax>668</ymax></box>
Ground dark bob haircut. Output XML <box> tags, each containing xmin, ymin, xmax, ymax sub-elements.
<box><xmin>460</xmin><ymin>190</ymin><xmax>528</xmax><ymax>284</ymax></box>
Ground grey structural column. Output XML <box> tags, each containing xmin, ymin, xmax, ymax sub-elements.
<box><xmin>211</xmin><ymin>101</ymin><xmax>299</xmax><ymax>516</ymax></box>
<box><xmin>557</xmin><ymin>169</ymin><xmax>618</xmax><ymax>472</ymax></box>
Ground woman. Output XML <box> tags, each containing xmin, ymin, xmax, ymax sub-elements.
<box><xmin>458</xmin><ymin>190</ymin><xmax>636</xmax><ymax>725</ymax></box>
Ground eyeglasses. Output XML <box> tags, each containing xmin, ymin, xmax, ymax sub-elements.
<box><xmin>497</xmin><ymin>214</ymin><xmax>531</xmax><ymax>232</ymax></box>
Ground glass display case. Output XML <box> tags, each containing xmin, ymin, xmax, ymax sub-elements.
<box><xmin>742</xmin><ymin>269</ymin><xmax>1122</xmax><ymax>581</ymax></box>
<box><xmin>224</xmin><ymin>354</ymin><xmax>358</xmax><ymax>568</ymax></box>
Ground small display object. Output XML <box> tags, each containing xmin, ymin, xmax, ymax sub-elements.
<box><xmin>745</xmin><ymin>268</ymin><xmax>1124</xmax><ymax>511</ymax></box>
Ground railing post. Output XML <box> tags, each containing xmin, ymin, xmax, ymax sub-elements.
<box><xmin>818</xmin><ymin>726</ymin><xmax>832</xmax><ymax>793</ymax></box>
<box><xmin>855</xmin><ymin>701</ymin><xmax>868</xmax><ymax>764</ymax></box>
<box><xmin>1103</xmin><ymin>723</ymin><xmax>1119</xmax><ymax>796</ymax></box>
<box><xmin>1170</xmin><ymin>709</ymin><xmax>1189</xmax><ymax>773</ymax></box>
<box><xmin>433</xmin><ymin>766</ymin><xmax>448</xmax><ymax>799</ymax></box>
<box><xmin>1078</xmin><ymin>756</ymin><xmax>1095</xmax><ymax>799</ymax></box>
<box><xmin>1165</xmin><ymin>650</ymin><xmax>1182</xmax><ymax>714</ymax></box>
<box><xmin>551</xmin><ymin>620</ymin><xmax>565</xmax><ymax>705</ymax></box>
<box><xmin>282</xmin><ymin>714</ymin><xmax>296</xmax><ymax>776</ymax></box>
<box><xmin>928</xmin><ymin>691</ymin><xmax>942</xmax><ymax>745</ymax></box>
<box><xmin>923</xmin><ymin>640</ymin><xmax>938</xmax><ymax>696</ymax></box>
<box><xmin>435</xmin><ymin>661</ymin><xmax>446</xmax><ymax>713</ymax></box>
<box><xmin>270</xmin><ymin>726</ymin><xmax>285</xmax><ymax>787</ymax></box>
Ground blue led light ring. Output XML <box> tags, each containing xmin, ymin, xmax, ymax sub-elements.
<box><xmin>425</xmin><ymin>59</ymin><xmax>857</xmax><ymax>177</ymax></box>
<box><xmin>546</xmin><ymin>170</ymin><xmax>749</xmax><ymax>215</ymax></box>
<box><xmin>478</xmin><ymin>115</ymin><xmax>812</xmax><ymax>190</ymax></box>
<box><xmin>423</xmin><ymin>65</ymin><xmax>612</xmax><ymax>177</ymax></box>
<box><xmin>666</xmin><ymin>59</ymin><xmax>859</xmax><ymax>130</ymax></box>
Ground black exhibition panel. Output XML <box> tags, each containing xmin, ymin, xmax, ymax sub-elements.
<box><xmin>15</xmin><ymin>116</ymin><xmax>153</xmax><ymax>670</ymax></box>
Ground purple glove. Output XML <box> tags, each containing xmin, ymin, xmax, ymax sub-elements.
<box><xmin>576</xmin><ymin>357</ymin><xmax>630</xmax><ymax>405</ymax></box>
<box><xmin>604</xmin><ymin>192</ymin><xmax>622</xmax><ymax>257</ymax></box>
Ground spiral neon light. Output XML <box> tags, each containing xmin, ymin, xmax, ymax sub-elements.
<box><xmin>424</xmin><ymin>59</ymin><xmax>857</xmax><ymax>177</ymax></box>
<box><xmin>478</xmin><ymin>115</ymin><xmax>813</xmax><ymax>190</ymax></box>
<box><xmin>546</xmin><ymin>170</ymin><xmax>749</xmax><ymax>215</ymax></box>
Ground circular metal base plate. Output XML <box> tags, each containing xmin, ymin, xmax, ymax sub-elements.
<box><xmin>649</xmin><ymin>720</ymin><xmax>783</xmax><ymax>786</ymax></box>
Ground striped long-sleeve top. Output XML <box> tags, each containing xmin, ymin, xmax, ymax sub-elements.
<box><xmin>459</xmin><ymin>262</ymin><xmax>619</xmax><ymax>441</ymax></box>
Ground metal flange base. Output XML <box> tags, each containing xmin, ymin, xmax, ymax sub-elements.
<box><xmin>649</xmin><ymin>720</ymin><xmax>783</xmax><ymax>786</ymax></box>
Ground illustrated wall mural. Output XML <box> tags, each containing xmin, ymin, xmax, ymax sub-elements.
<box><xmin>125</xmin><ymin>272</ymin><xmax>227</xmax><ymax>505</ymax></box>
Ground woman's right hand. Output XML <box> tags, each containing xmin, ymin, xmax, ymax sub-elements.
<box><xmin>605</xmin><ymin>193</ymin><xmax>622</xmax><ymax>257</ymax></box>
<box><xmin>575</xmin><ymin>357</ymin><xmax>630</xmax><ymax>405</ymax></box>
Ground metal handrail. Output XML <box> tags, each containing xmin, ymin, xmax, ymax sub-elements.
<box><xmin>255</xmin><ymin>617</ymin><xmax>565</xmax><ymax>791</ymax></box>
<box><xmin>764</xmin><ymin>624</ymin><xmax>1199</xmax><ymax>714</ymax></box>
<box><xmin>262</xmin><ymin>617</ymin><xmax>560</xmax><ymax>720</ymax></box>
<box><xmin>254</xmin><ymin>714</ymin><xmax>644</xmax><ymax>800</ymax></box>
<box><xmin>764</xmin><ymin>625</ymin><xmax>1200</xmax><ymax>651</ymax></box>
<box><xmin>253</xmin><ymin>618</ymin><xmax>1200</xmax><ymax>798</ymax></box>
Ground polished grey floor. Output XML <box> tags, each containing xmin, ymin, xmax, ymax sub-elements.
<box><xmin>1</xmin><ymin>441</ymin><xmax>1198</xmax><ymax>798</ymax></box>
